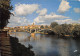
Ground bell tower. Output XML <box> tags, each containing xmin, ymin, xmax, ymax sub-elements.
<box><xmin>32</xmin><ymin>22</ymin><xmax>35</xmax><ymax>25</ymax></box>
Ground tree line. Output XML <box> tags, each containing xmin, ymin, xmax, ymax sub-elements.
<box><xmin>50</xmin><ymin>22</ymin><xmax>80</xmax><ymax>38</ymax></box>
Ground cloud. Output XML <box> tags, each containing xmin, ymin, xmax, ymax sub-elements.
<box><xmin>55</xmin><ymin>19</ymin><xmax>73</xmax><ymax>24</ymax></box>
<box><xmin>14</xmin><ymin>4</ymin><xmax>39</xmax><ymax>16</ymax></box>
<box><xmin>7</xmin><ymin>3</ymin><xmax>40</xmax><ymax>27</ymax></box>
<box><xmin>58</xmin><ymin>0</ymin><xmax>71</xmax><ymax>13</ymax></box>
<box><xmin>36</xmin><ymin>8</ymin><xmax>47</xmax><ymax>15</ymax></box>
<box><xmin>34</xmin><ymin>12</ymin><xmax>69</xmax><ymax>25</ymax></box>
<box><xmin>74</xmin><ymin>8</ymin><xmax>80</xmax><ymax>13</ymax></box>
<box><xmin>77</xmin><ymin>0</ymin><xmax>80</xmax><ymax>1</ymax></box>
<box><xmin>54</xmin><ymin>19</ymin><xmax>80</xmax><ymax>24</ymax></box>
<box><xmin>7</xmin><ymin>15</ymin><xmax>30</xmax><ymax>27</ymax></box>
<box><xmin>7</xmin><ymin>3</ymin><xmax>79</xmax><ymax>27</ymax></box>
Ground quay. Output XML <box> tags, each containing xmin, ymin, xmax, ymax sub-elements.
<box><xmin>0</xmin><ymin>31</ymin><xmax>12</xmax><ymax>56</ymax></box>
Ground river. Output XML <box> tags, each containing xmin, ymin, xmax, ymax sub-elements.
<box><xmin>10</xmin><ymin>32</ymin><xmax>80</xmax><ymax>56</ymax></box>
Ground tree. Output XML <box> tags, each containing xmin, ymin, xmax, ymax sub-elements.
<box><xmin>72</xmin><ymin>25</ymin><xmax>80</xmax><ymax>37</ymax></box>
<box><xmin>40</xmin><ymin>25</ymin><xmax>44</xmax><ymax>29</ymax></box>
<box><xmin>60</xmin><ymin>24</ymin><xmax>73</xmax><ymax>35</ymax></box>
<box><xmin>0</xmin><ymin>0</ymin><xmax>13</xmax><ymax>29</ymax></box>
<box><xmin>53</xmin><ymin>24</ymin><xmax>73</xmax><ymax>35</ymax></box>
<box><xmin>72</xmin><ymin>25</ymin><xmax>80</xmax><ymax>31</ymax></box>
<box><xmin>50</xmin><ymin>22</ymin><xmax>58</xmax><ymax>28</ymax></box>
<box><xmin>53</xmin><ymin>25</ymin><xmax>63</xmax><ymax>34</ymax></box>
<box><xmin>45</xmin><ymin>25</ymin><xmax>49</xmax><ymax>29</ymax></box>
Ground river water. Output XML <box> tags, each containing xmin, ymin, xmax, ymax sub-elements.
<box><xmin>10</xmin><ymin>32</ymin><xmax>80</xmax><ymax>56</ymax></box>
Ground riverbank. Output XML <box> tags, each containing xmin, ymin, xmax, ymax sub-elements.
<box><xmin>0</xmin><ymin>31</ymin><xmax>35</xmax><ymax>56</ymax></box>
<box><xmin>10</xmin><ymin>36</ymin><xmax>35</xmax><ymax>56</ymax></box>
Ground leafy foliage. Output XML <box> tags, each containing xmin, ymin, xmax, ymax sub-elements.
<box><xmin>72</xmin><ymin>25</ymin><xmax>80</xmax><ymax>37</ymax></box>
<box><xmin>53</xmin><ymin>25</ymin><xmax>63</xmax><ymax>34</ymax></box>
<box><xmin>50</xmin><ymin>22</ymin><xmax>58</xmax><ymax>28</ymax></box>
<box><xmin>10</xmin><ymin>36</ymin><xmax>35</xmax><ymax>56</ymax></box>
<box><xmin>50</xmin><ymin>22</ymin><xmax>80</xmax><ymax>37</ymax></box>
<box><xmin>45</xmin><ymin>25</ymin><xmax>49</xmax><ymax>28</ymax></box>
<box><xmin>0</xmin><ymin>0</ymin><xmax>12</xmax><ymax>29</ymax></box>
<box><xmin>40</xmin><ymin>25</ymin><xmax>44</xmax><ymax>29</ymax></box>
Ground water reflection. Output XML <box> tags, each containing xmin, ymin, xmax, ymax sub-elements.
<box><xmin>10</xmin><ymin>32</ymin><xmax>80</xmax><ymax>56</ymax></box>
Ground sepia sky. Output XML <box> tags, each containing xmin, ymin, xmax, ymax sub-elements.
<box><xmin>7</xmin><ymin>0</ymin><xmax>80</xmax><ymax>27</ymax></box>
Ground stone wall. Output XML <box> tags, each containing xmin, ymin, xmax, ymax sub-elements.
<box><xmin>0</xmin><ymin>31</ymin><xmax>12</xmax><ymax>56</ymax></box>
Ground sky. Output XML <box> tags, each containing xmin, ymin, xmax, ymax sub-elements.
<box><xmin>7</xmin><ymin>0</ymin><xmax>80</xmax><ymax>27</ymax></box>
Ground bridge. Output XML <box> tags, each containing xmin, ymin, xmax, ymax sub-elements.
<box><xmin>2</xmin><ymin>27</ymin><xmax>54</xmax><ymax>34</ymax></box>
